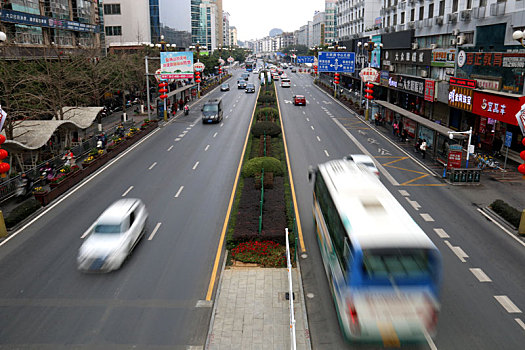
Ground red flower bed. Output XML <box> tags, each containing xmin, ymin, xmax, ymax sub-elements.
<box><xmin>230</xmin><ymin>240</ymin><xmax>288</xmax><ymax>267</ymax></box>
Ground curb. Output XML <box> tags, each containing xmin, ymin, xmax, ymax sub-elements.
<box><xmin>480</xmin><ymin>206</ymin><xmax>519</xmax><ymax>233</ymax></box>
<box><xmin>204</xmin><ymin>247</ymin><xmax>228</xmax><ymax>350</ymax></box>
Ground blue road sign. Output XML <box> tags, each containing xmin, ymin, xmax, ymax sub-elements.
<box><xmin>297</xmin><ymin>56</ymin><xmax>315</xmax><ymax>64</ymax></box>
<box><xmin>505</xmin><ymin>131</ymin><xmax>512</xmax><ymax>147</ymax></box>
<box><xmin>318</xmin><ymin>52</ymin><xmax>355</xmax><ymax>73</ymax></box>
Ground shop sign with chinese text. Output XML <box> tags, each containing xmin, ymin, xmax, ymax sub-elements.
<box><xmin>448</xmin><ymin>86</ymin><xmax>474</xmax><ymax>112</ymax></box>
<box><xmin>360</xmin><ymin>67</ymin><xmax>379</xmax><ymax>82</ymax></box>
<box><xmin>474</xmin><ymin>78</ymin><xmax>501</xmax><ymax>91</ymax></box>
<box><xmin>472</xmin><ymin>91</ymin><xmax>525</xmax><ymax>126</ymax></box>
<box><xmin>431</xmin><ymin>48</ymin><xmax>456</xmax><ymax>67</ymax></box>
<box><xmin>397</xmin><ymin>75</ymin><xmax>425</xmax><ymax>96</ymax></box>
<box><xmin>447</xmin><ymin>150</ymin><xmax>463</xmax><ymax>169</ymax></box>
<box><xmin>449</xmin><ymin>77</ymin><xmax>476</xmax><ymax>89</ymax></box>
<box><xmin>424</xmin><ymin>80</ymin><xmax>436</xmax><ymax>102</ymax></box>
<box><xmin>384</xmin><ymin>49</ymin><xmax>431</xmax><ymax>66</ymax></box>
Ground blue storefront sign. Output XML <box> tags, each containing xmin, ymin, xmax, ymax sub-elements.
<box><xmin>505</xmin><ymin>131</ymin><xmax>513</xmax><ymax>147</ymax></box>
<box><xmin>297</xmin><ymin>56</ymin><xmax>315</xmax><ymax>64</ymax></box>
<box><xmin>318</xmin><ymin>52</ymin><xmax>355</xmax><ymax>73</ymax></box>
<box><xmin>0</xmin><ymin>9</ymin><xmax>98</xmax><ymax>33</ymax></box>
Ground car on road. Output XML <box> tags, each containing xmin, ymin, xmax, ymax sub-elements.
<box><xmin>201</xmin><ymin>98</ymin><xmax>223</xmax><ymax>123</ymax></box>
<box><xmin>291</xmin><ymin>68</ymin><xmax>297</xmax><ymax>73</ymax></box>
<box><xmin>77</xmin><ymin>198</ymin><xmax>148</xmax><ymax>272</ymax></box>
<box><xmin>220</xmin><ymin>83</ymin><xmax>230</xmax><ymax>91</ymax></box>
<box><xmin>245</xmin><ymin>83</ymin><xmax>255</xmax><ymax>93</ymax></box>
<box><xmin>241</xmin><ymin>72</ymin><xmax>250</xmax><ymax>80</ymax></box>
<box><xmin>293</xmin><ymin>95</ymin><xmax>306</xmax><ymax>105</ymax></box>
<box><xmin>281</xmin><ymin>79</ymin><xmax>291</xmax><ymax>88</ymax></box>
<box><xmin>272</xmin><ymin>74</ymin><xmax>280</xmax><ymax>81</ymax></box>
<box><xmin>237</xmin><ymin>80</ymin><xmax>247</xmax><ymax>89</ymax></box>
<box><xmin>343</xmin><ymin>154</ymin><xmax>380</xmax><ymax>177</ymax></box>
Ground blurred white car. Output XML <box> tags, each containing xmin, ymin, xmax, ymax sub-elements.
<box><xmin>77</xmin><ymin>198</ymin><xmax>148</xmax><ymax>272</ymax></box>
<box><xmin>344</xmin><ymin>154</ymin><xmax>379</xmax><ymax>177</ymax></box>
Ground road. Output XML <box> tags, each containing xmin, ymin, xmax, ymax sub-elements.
<box><xmin>277</xmin><ymin>71</ymin><xmax>525</xmax><ymax>349</ymax></box>
<box><xmin>0</xmin><ymin>71</ymin><xmax>258</xmax><ymax>348</ymax></box>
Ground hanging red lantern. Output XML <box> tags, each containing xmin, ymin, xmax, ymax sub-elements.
<box><xmin>519</xmin><ymin>139</ymin><xmax>525</xmax><ymax>175</ymax></box>
<box><xmin>0</xmin><ymin>134</ymin><xmax>5</xmax><ymax>144</ymax></box>
<box><xmin>0</xmin><ymin>162</ymin><xmax>10</xmax><ymax>174</ymax></box>
<box><xmin>334</xmin><ymin>73</ymin><xmax>340</xmax><ymax>85</ymax></box>
<box><xmin>314</xmin><ymin>65</ymin><xmax>318</xmax><ymax>74</ymax></box>
<box><xmin>0</xmin><ymin>149</ymin><xmax>7</xmax><ymax>160</ymax></box>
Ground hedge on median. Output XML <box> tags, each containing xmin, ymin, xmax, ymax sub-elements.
<box><xmin>490</xmin><ymin>199</ymin><xmax>521</xmax><ymax>228</ymax></box>
<box><xmin>242</xmin><ymin>156</ymin><xmax>284</xmax><ymax>178</ymax></box>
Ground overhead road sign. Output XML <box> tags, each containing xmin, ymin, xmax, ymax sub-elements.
<box><xmin>297</xmin><ymin>56</ymin><xmax>315</xmax><ymax>64</ymax></box>
<box><xmin>318</xmin><ymin>52</ymin><xmax>355</xmax><ymax>73</ymax></box>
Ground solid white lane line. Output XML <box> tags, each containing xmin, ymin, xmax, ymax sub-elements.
<box><xmin>477</xmin><ymin>208</ymin><xmax>525</xmax><ymax>248</ymax></box>
<box><xmin>167</xmin><ymin>145</ymin><xmax>174</xmax><ymax>151</ymax></box>
<box><xmin>192</xmin><ymin>161</ymin><xmax>199</xmax><ymax>170</ymax></box>
<box><xmin>433</xmin><ymin>228</ymin><xmax>450</xmax><ymax>239</ymax></box>
<box><xmin>148</xmin><ymin>222</ymin><xmax>162</xmax><ymax>240</ymax></box>
<box><xmin>324</xmin><ymin>150</ymin><xmax>330</xmax><ymax>157</ymax></box>
<box><xmin>213</xmin><ymin>132</ymin><xmax>218</xmax><ymax>138</ymax></box>
<box><xmin>174</xmin><ymin>186</ymin><xmax>184</xmax><ymax>198</ymax></box>
<box><xmin>122</xmin><ymin>186</ymin><xmax>134</xmax><ymax>197</ymax></box>
<box><xmin>444</xmin><ymin>240</ymin><xmax>468</xmax><ymax>263</ymax></box>
<box><xmin>406</xmin><ymin>198</ymin><xmax>420</xmax><ymax>211</ymax></box>
<box><xmin>398</xmin><ymin>190</ymin><xmax>410</xmax><ymax>196</ymax></box>
<box><xmin>423</xmin><ymin>329</ymin><xmax>438</xmax><ymax>350</ymax></box>
<box><xmin>494</xmin><ymin>296</ymin><xmax>522</xmax><ymax>313</ymax></box>
<box><xmin>470</xmin><ymin>268</ymin><xmax>492</xmax><ymax>282</ymax></box>
<box><xmin>316</xmin><ymin>136</ymin><xmax>321</xmax><ymax>142</ymax></box>
<box><xmin>310</xmin><ymin>126</ymin><xmax>315</xmax><ymax>130</ymax></box>
<box><xmin>175</xmin><ymin>138</ymin><xmax>181</xmax><ymax>142</ymax></box>
<box><xmin>515</xmin><ymin>318</ymin><xmax>525</xmax><ymax>331</ymax></box>
<box><xmin>148</xmin><ymin>162</ymin><xmax>157</xmax><ymax>170</ymax></box>
<box><xmin>420</xmin><ymin>213</ymin><xmax>434</xmax><ymax>222</ymax></box>
<box><xmin>205</xmin><ymin>145</ymin><xmax>210</xmax><ymax>151</ymax></box>
<box><xmin>81</xmin><ymin>222</ymin><xmax>96</xmax><ymax>239</ymax></box>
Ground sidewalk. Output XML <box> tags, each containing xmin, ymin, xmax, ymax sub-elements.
<box><xmin>207</xmin><ymin>267</ymin><xmax>310</xmax><ymax>350</ymax></box>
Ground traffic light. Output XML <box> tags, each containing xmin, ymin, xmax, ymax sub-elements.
<box><xmin>334</xmin><ymin>73</ymin><xmax>340</xmax><ymax>85</ymax></box>
<box><xmin>365</xmin><ymin>82</ymin><xmax>374</xmax><ymax>100</ymax></box>
<box><xmin>158</xmin><ymin>81</ymin><xmax>168</xmax><ymax>100</ymax></box>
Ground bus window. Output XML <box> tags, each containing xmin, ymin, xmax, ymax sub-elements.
<box><xmin>362</xmin><ymin>248</ymin><xmax>432</xmax><ymax>279</ymax></box>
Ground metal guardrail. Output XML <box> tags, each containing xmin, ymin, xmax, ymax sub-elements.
<box><xmin>285</xmin><ymin>228</ymin><xmax>297</xmax><ymax>350</ymax></box>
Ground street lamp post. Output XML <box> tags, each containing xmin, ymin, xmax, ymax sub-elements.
<box><xmin>358</xmin><ymin>39</ymin><xmax>382</xmax><ymax>121</ymax></box>
<box><xmin>159</xmin><ymin>35</ymin><xmax>169</xmax><ymax>122</ymax></box>
<box><xmin>309</xmin><ymin>45</ymin><xmax>321</xmax><ymax>78</ymax></box>
<box><xmin>328</xmin><ymin>42</ymin><xmax>346</xmax><ymax>98</ymax></box>
<box><xmin>512</xmin><ymin>30</ymin><xmax>525</xmax><ymax>47</ymax></box>
<box><xmin>448</xmin><ymin>127</ymin><xmax>473</xmax><ymax>168</ymax></box>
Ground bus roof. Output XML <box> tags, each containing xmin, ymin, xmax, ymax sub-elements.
<box><xmin>317</xmin><ymin>159</ymin><xmax>436</xmax><ymax>250</ymax></box>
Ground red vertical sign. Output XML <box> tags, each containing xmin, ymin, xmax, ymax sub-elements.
<box><xmin>424</xmin><ymin>80</ymin><xmax>435</xmax><ymax>102</ymax></box>
<box><xmin>447</xmin><ymin>151</ymin><xmax>463</xmax><ymax>169</ymax></box>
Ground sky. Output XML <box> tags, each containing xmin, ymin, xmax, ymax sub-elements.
<box><xmin>160</xmin><ymin>0</ymin><xmax>325</xmax><ymax>41</ymax></box>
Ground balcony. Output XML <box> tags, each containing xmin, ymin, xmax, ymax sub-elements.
<box><xmin>447</xmin><ymin>12</ymin><xmax>458</xmax><ymax>23</ymax></box>
<box><xmin>472</xmin><ymin>6</ymin><xmax>486</xmax><ymax>19</ymax></box>
<box><xmin>490</xmin><ymin>2</ymin><xmax>506</xmax><ymax>16</ymax></box>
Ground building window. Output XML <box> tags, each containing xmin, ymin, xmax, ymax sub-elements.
<box><xmin>105</xmin><ymin>26</ymin><xmax>122</xmax><ymax>36</ymax></box>
<box><xmin>439</xmin><ymin>0</ymin><xmax>445</xmax><ymax>16</ymax></box>
<box><xmin>387</xmin><ymin>15</ymin><xmax>391</xmax><ymax>27</ymax></box>
<box><xmin>429</xmin><ymin>3</ymin><xmax>434</xmax><ymax>18</ymax></box>
<box><xmin>393</xmin><ymin>14</ymin><xmax>397</xmax><ymax>25</ymax></box>
<box><xmin>479</xmin><ymin>0</ymin><xmax>486</xmax><ymax>6</ymax></box>
<box><xmin>401</xmin><ymin>12</ymin><xmax>405</xmax><ymax>24</ymax></box>
<box><xmin>104</xmin><ymin>4</ymin><xmax>121</xmax><ymax>15</ymax></box>
<box><xmin>419</xmin><ymin>6</ymin><xmax>424</xmax><ymax>20</ymax></box>
<box><xmin>467</xmin><ymin>0</ymin><xmax>472</xmax><ymax>8</ymax></box>
<box><xmin>411</xmin><ymin>8</ymin><xmax>415</xmax><ymax>21</ymax></box>
<box><xmin>452</xmin><ymin>0</ymin><xmax>458</xmax><ymax>12</ymax></box>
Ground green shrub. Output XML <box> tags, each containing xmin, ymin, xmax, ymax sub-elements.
<box><xmin>251</xmin><ymin>121</ymin><xmax>281</xmax><ymax>137</ymax></box>
<box><xmin>5</xmin><ymin>199</ymin><xmax>42</xmax><ymax>228</ymax></box>
<box><xmin>242</xmin><ymin>157</ymin><xmax>283</xmax><ymax>177</ymax></box>
<box><xmin>490</xmin><ymin>199</ymin><xmax>521</xmax><ymax>228</ymax></box>
<box><xmin>257</xmin><ymin>94</ymin><xmax>276</xmax><ymax>105</ymax></box>
<box><xmin>255</xmin><ymin>107</ymin><xmax>279</xmax><ymax>121</ymax></box>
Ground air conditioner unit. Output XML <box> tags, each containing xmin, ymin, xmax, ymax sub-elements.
<box><xmin>472</xmin><ymin>7</ymin><xmax>486</xmax><ymax>19</ymax></box>
<box><xmin>460</xmin><ymin>9</ymin><xmax>471</xmax><ymax>21</ymax></box>
<box><xmin>457</xmin><ymin>35</ymin><xmax>466</xmax><ymax>45</ymax></box>
<box><xmin>434</xmin><ymin>16</ymin><xmax>444</xmax><ymax>25</ymax></box>
<box><xmin>452</xmin><ymin>29</ymin><xmax>460</xmax><ymax>36</ymax></box>
<box><xmin>424</xmin><ymin>18</ymin><xmax>432</xmax><ymax>27</ymax></box>
<box><xmin>451</xmin><ymin>39</ymin><xmax>457</xmax><ymax>45</ymax></box>
<box><xmin>408</xmin><ymin>21</ymin><xmax>415</xmax><ymax>28</ymax></box>
<box><xmin>430</xmin><ymin>43</ymin><xmax>438</xmax><ymax>49</ymax></box>
<box><xmin>389</xmin><ymin>65</ymin><xmax>396</xmax><ymax>72</ymax></box>
<box><xmin>412</xmin><ymin>42</ymin><xmax>419</xmax><ymax>50</ymax></box>
<box><xmin>421</xmin><ymin>70</ymin><xmax>428</xmax><ymax>78</ymax></box>
<box><xmin>447</xmin><ymin>13</ymin><xmax>458</xmax><ymax>23</ymax></box>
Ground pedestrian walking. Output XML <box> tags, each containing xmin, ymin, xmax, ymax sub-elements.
<box><xmin>420</xmin><ymin>139</ymin><xmax>427</xmax><ymax>159</ymax></box>
<box><xmin>414</xmin><ymin>138</ymin><xmax>421</xmax><ymax>153</ymax></box>
<box><xmin>393</xmin><ymin>121</ymin><xmax>399</xmax><ymax>136</ymax></box>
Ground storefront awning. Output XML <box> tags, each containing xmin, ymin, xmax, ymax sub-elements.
<box><xmin>375</xmin><ymin>100</ymin><xmax>467</xmax><ymax>139</ymax></box>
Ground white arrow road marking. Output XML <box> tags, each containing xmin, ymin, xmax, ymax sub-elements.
<box><xmin>469</xmin><ymin>268</ymin><xmax>492</xmax><ymax>282</ymax></box>
<box><xmin>444</xmin><ymin>240</ymin><xmax>468</xmax><ymax>262</ymax></box>
<box><xmin>433</xmin><ymin>228</ymin><xmax>450</xmax><ymax>239</ymax></box>
<box><xmin>122</xmin><ymin>186</ymin><xmax>134</xmax><ymax>197</ymax></box>
<box><xmin>379</xmin><ymin>148</ymin><xmax>392</xmax><ymax>155</ymax></box>
<box><xmin>148</xmin><ymin>222</ymin><xmax>162</xmax><ymax>240</ymax></box>
<box><xmin>494</xmin><ymin>296</ymin><xmax>522</xmax><ymax>313</ymax></box>
<box><xmin>358</xmin><ymin>130</ymin><xmax>366</xmax><ymax>136</ymax></box>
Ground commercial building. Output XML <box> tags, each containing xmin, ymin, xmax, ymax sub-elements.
<box><xmin>325</xmin><ymin>0</ymin><xmax>337</xmax><ymax>44</ymax></box>
<box><xmin>0</xmin><ymin>0</ymin><xmax>102</xmax><ymax>58</ymax></box>
<box><xmin>312</xmin><ymin>11</ymin><xmax>326</xmax><ymax>46</ymax></box>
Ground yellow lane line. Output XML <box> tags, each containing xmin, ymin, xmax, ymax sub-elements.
<box><xmin>399</xmin><ymin>173</ymin><xmax>431</xmax><ymax>185</ymax></box>
<box><xmin>276</xmin><ymin>85</ymin><xmax>306</xmax><ymax>253</ymax></box>
<box><xmin>205</xmin><ymin>87</ymin><xmax>260</xmax><ymax>301</ymax></box>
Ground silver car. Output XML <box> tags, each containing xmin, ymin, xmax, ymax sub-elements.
<box><xmin>77</xmin><ymin>198</ymin><xmax>148</xmax><ymax>272</ymax></box>
<box><xmin>344</xmin><ymin>154</ymin><xmax>380</xmax><ymax>177</ymax></box>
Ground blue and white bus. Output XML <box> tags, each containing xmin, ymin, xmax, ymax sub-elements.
<box><xmin>245</xmin><ymin>60</ymin><xmax>255</xmax><ymax>72</ymax></box>
<box><xmin>309</xmin><ymin>159</ymin><xmax>442</xmax><ymax>345</ymax></box>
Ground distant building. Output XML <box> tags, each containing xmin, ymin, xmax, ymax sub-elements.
<box><xmin>325</xmin><ymin>0</ymin><xmax>337</xmax><ymax>44</ymax></box>
<box><xmin>223</xmin><ymin>12</ymin><xmax>230</xmax><ymax>47</ymax></box>
<box><xmin>160</xmin><ymin>26</ymin><xmax>191</xmax><ymax>50</ymax></box>
<box><xmin>269</xmin><ymin>28</ymin><xmax>283</xmax><ymax>37</ymax></box>
<box><xmin>312</xmin><ymin>11</ymin><xmax>326</xmax><ymax>46</ymax></box>
<box><xmin>229</xmin><ymin>26</ymin><xmax>238</xmax><ymax>46</ymax></box>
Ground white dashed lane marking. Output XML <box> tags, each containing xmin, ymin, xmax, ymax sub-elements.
<box><xmin>469</xmin><ymin>268</ymin><xmax>492</xmax><ymax>282</ymax></box>
<box><xmin>122</xmin><ymin>186</ymin><xmax>134</xmax><ymax>197</ymax></box>
<box><xmin>444</xmin><ymin>240</ymin><xmax>468</xmax><ymax>263</ymax></box>
<box><xmin>433</xmin><ymin>228</ymin><xmax>450</xmax><ymax>239</ymax></box>
<box><xmin>175</xmin><ymin>138</ymin><xmax>182</xmax><ymax>142</ymax></box>
<box><xmin>192</xmin><ymin>161</ymin><xmax>199</xmax><ymax>170</ymax></box>
<box><xmin>148</xmin><ymin>222</ymin><xmax>162</xmax><ymax>240</ymax></box>
<box><xmin>174</xmin><ymin>186</ymin><xmax>184</xmax><ymax>198</ymax></box>
<box><xmin>398</xmin><ymin>190</ymin><xmax>410</xmax><ymax>196</ymax></box>
<box><xmin>316</xmin><ymin>136</ymin><xmax>321</xmax><ymax>142</ymax></box>
<box><xmin>324</xmin><ymin>150</ymin><xmax>330</xmax><ymax>157</ymax></box>
<box><xmin>148</xmin><ymin>162</ymin><xmax>157</xmax><ymax>170</ymax></box>
<box><xmin>213</xmin><ymin>132</ymin><xmax>218</xmax><ymax>138</ymax></box>
<box><xmin>494</xmin><ymin>296</ymin><xmax>522</xmax><ymax>313</ymax></box>
<box><xmin>420</xmin><ymin>213</ymin><xmax>434</xmax><ymax>222</ymax></box>
<box><xmin>167</xmin><ymin>145</ymin><xmax>174</xmax><ymax>151</ymax></box>
<box><xmin>205</xmin><ymin>145</ymin><xmax>210</xmax><ymax>151</ymax></box>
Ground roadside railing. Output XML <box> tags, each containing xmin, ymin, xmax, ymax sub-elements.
<box><xmin>286</xmin><ymin>227</ymin><xmax>297</xmax><ymax>350</ymax></box>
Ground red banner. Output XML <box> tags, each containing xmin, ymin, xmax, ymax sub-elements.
<box><xmin>424</xmin><ymin>80</ymin><xmax>435</xmax><ymax>102</ymax></box>
<box><xmin>450</xmin><ymin>77</ymin><xmax>476</xmax><ymax>89</ymax></box>
<box><xmin>447</xmin><ymin>150</ymin><xmax>462</xmax><ymax>169</ymax></box>
<box><xmin>472</xmin><ymin>91</ymin><xmax>525</xmax><ymax>126</ymax></box>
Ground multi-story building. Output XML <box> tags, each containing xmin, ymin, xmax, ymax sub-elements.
<box><xmin>191</xmin><ymin>0</ymin><xmax>220</xmax><ymax>50</ymax></box>
<box><xmin>102</xmin><ymin>0</ymin><xmax>161</xmax><ymax>51</ymax></box>
<box><xmin>160</xmin><ymin>26</ymin><xmax>191</xmax><ymax>50</ymax></box>
<box><xmin>0</xmin><ymin>0</ymin><xmax>102</xmax><ymax>58</ymax></box>
<box><xmin>312</xmin><ymin>11</ymin><xmax>326</xmax><ymax>46</ymax></box>
<box><xmin>229</xmin><ymin>26</ymin><xmax>237</xmax><ymax>46</ymax></box>
<box><xmin>222</xmin><ymin>11</ymin><xmax>230</xmax><ymax>47</ymax></box>
<box><xmin>337</xmin><ymin>0</ymin><xmax>525</xmax><ymax>165</ymax></box>
<box><xmin>336</xmin><ymin>0</ymin><xmax>381</xmax><ymax>39</ymax></box>
<box><xmin>281</xmin><ymin>32</ymin><xmax>295</xmax><ymax>48</ymax></box>
<box><xmin>325</xmin><ymin>0</ymin><xmax>338</xmax><ymax>44</ymax></box>
<box><xmin>296</xmin><ymin>21</ymin><xmax>313</xmax><ymax>47</ymax></box>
